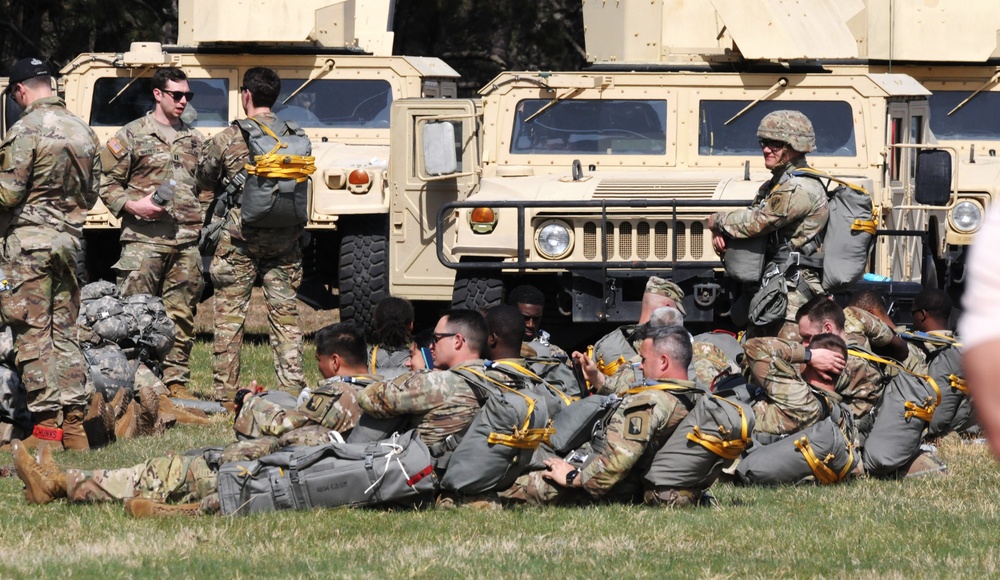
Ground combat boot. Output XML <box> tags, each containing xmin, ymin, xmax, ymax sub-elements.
<box><xmin>115</xmin><ymin>401</ymin><xmax>138</xmax><ymax>439</ymax></box>
<box><xmin>19</xmin><ymin>411</ymin><xmax>64</xmax><ymax>452</ymax></box>
<box><xmin>124</xmin><ymin>497</ymin><xmax>203</xmax><ymax>518</ymax></box>
<box><xmin>904</xmin><ymin>450</ymin><xmax>949</xmax><ymax>478</ymax></box>
<box><xmin>168</xmin><ymin>383</ymin><xmax>198</xmax><ymax>400</ymax></box>
<box><xmin>36</xmin><ymin>442</ymin><xmax>66</xmax><ymax>485</ymax></box>
<box><xmin>643</xmin><ymin>487</ymin><xmax>703</xmax><ymax>508</ymax></box>
<box><xmin>83</xmin><ymin>393</ymin><xmax>116</xmax><ymax>449</ymax></box>
<box><xmin>12</xmin><ymin>440</ymin><xmax>67</xmax><ymax>504</ymax></box>
<box><xmin>62</xmin><ymin>405</ymin><xmax>90</xmax><ymax>451</ymax></box>
<box><xmin>158</xmin><ymin>395</ymin><xmax>211</xmax><ymax>426</ymax></box>
<box><xmin>135</xmin><ymin>385</ymin><xmax>160</xmax><ymax>437</ymax></box>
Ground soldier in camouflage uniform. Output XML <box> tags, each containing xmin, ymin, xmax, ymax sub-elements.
<box><xmin>502</xmin><ymin>325</ymin><xmax>703</xmax><ymax>507</ymax></box>
<box><xmin>197</xmin><ymin>67</ymin><xmax>305</xmax><ymax>401</ymax></box>
<box><xmin>0</xmin><ymin>58</ymin><xmax>101</xmax><ymax>451</ymax></box>
<box><xmin>99</xmin><ymin>68</ymin><xmax>205</xmax><ymax>397</ymax></box>
<box><xmin>507</xmin><ymin>285</ymin><xmax>580</xmax><ymax>397</ymax></box>
<box><xmin>708</xmin><ymin>110</ymin><xmax>830</xmax><ymax>341</ymax></box>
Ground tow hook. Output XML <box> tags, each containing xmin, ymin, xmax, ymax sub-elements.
<box><xmin>693</xmin><ymin>283</ymin><xmax>721</xmax><ymax>308</ymax></box>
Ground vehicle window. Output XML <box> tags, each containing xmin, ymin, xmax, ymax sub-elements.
<box><xmin>90</xmin><ymin>77</ymin><xmax>230</xmax><ymax>128</ymax></box>
<box><xmin>510</xmin><ymin>99</ymin><xmax>667</xmax><ymax>155</ymax></box>
<box><xmin>699</xmin><ymin>100</ymin><xmax>857</xmax><ymax>156</ymax></box>
<box><xmin>928</xmin><ymin>91</ymin><xmax>1000</xmax><ymax>140</ymax></box>
<box><xmin>274</xmin><ymin>79</ymin><xmax>392</xmax><ymax>128</ymax></box>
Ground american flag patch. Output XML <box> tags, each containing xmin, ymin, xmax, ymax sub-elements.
<box><xmin>106</xmin><ymin>137</ymin><xmax>125</xmax><ymax>159</ymax></box>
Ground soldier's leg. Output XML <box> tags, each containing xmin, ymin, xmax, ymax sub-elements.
<box><xmin>66</xmin><ymin>454</ymin><xmax>216</xmax><ymax>504</ymax></box>
<box><xmin>499</xmin><ymin>470</ymin><xmax>575</xmax><ymax>506</ymax></box>
<box><xmin>261</xmin><ymin>247</ymin><xmax>304</xmax><ymax>393</ymax></box>
<box><xmin>51</xmin><ymin>242</ymin><xmax>92</xmax><ymax>450</ymax></box>
<box><xmin>158</xmin><ymin>244</ymin><xmax>204</xmax><ymax>390</ymax></box>
<box><xmin>210</xmin><ymin>233</ymin><xmax>256</xmax><ymax>401</ymax></box>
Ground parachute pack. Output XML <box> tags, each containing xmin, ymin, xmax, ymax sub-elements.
<box><xmin>235</xmin><ymin>117</ymin><xmax>316</xmax><ymax>229</ymax></box>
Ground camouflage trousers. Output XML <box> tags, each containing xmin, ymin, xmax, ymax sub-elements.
<box><xmin>210</xmin><ymin>231</ymin><xmax>303</xmax><ymax>400</ymax></box>
<box><xmin>115</xmin><ymin>241</ymin><xmax>203</xmax><ymax>389</ymax></box>
<box><xmin>0</xmin><ymin>228</ymin><xmax>89</xmax><ymax>412</ymax></box>
<box><xmin>66</xmin><ymin>453</ymin><xmax>217</xmax><ymax>505</ymax></box>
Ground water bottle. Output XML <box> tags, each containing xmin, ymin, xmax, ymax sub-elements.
<box><xmin>151</xmin><ymin>179</ymin><xmax>176</xmax><ymax>207</ymax></box>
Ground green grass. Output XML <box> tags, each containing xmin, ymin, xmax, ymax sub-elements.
<box><xmin>1</xmin><ymin>340</ymin><xmax>999</xmax><ymax>577</ymax></box>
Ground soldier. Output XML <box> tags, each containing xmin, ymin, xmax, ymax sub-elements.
<box><xmin>707</xmin><ymin>110</ymin><xmax>830</xmax><ymax>341</ymax></box>
<box><xmin>502</xmin><ymin>325</ymin><xmax>704</xmax><ymax>506</ymax></box>
<box><xmin>0</xmin><ymin>58</ymin><xmax>100</xmax><ymax>451</ymax></box>
<box><xmin>506</xmin><ymin>284</ymin><xmax>580</xmax><ymax>397</ymax></box>
<box><xmin>197</xmin><ymin>67</ymin><xmax>305</xmax><ymax>402</ymax></box>
<box><xmin>99</xmin><ymin>68</ymin><xmax>205</xmax><ymax>398</ymax></box>
<box><xmin>367</xmin><ymin>296</ymin><xmax>415</xmax><ymax>380</ymax></box>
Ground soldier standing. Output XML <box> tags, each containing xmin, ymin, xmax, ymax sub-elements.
<box><xmin>99</xmin><ymin>68</ymin><xmax>205</xmax><ymax>397</ymax></box>
<box><xmin>197</xmin><ymin>67</ymin><xmax>306</xmax><ymax>402</ymax></box>
<box><xmin>707</xmin><ymin>110</ymin><xmax>829</xmax><ymax>341</ymax></box>
<box><xmin>0</xmin><ymin>58</ymin><xmax>100</xmax><ymax>450</ymax></box>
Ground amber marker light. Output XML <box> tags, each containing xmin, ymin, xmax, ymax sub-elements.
<box><xmin>470</xmin><ymin>207</ymin><xmax>498</xmax><ymax>234</ymax></box>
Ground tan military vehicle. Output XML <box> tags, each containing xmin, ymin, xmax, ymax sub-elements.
<box><xmin>1</xmin><ymin>0</ymin><xmax>459</xmax><ymax>329</ymax></box>
<box><xmin>385</xmin><ymin>0</ymin><xmax>956</xmax><ymax>325</ymax></box>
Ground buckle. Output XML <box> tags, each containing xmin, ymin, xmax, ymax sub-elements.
<box><xmin>789</xmin><ymin>252</ymin><xmax>801</xmax><ymax>266</ymax></box>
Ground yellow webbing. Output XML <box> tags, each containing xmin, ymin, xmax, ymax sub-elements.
<box><xmin>625</xmin><ymin>383</ymin><xmax>696</xmax><ymax>396</ymax></box>
<box><xmin>461</xmin><ymin>368</ymin><xmax>554</xmax><ymax>449</ymax></box>
<box><xmin>848</xmin><ymin>349</ymin><xmax>941</xmax><ymax>422</ymax></box>
<box><xmin>794</xmin><ymin>436</ymin><xmax>855</xmax><ymax>484</ymax></box>
<box><xmin>244</xmin><ymin>121</ymin><xmax>317</xmax><ymax>182</ymax></box>
<box><xmin>491</xmin><ymin>360</ymin><xmax>575</xmax><ymax>405</ymax></box>
<box><xmin>369</xmin><ymin>345</ymin><xmax>379</xmax><ymax>375</ymax></box>
<box><xmin>597</xmin><ymin>354</ymin><xmax>628</xmax><ymax>377</ymax></box>
<box><xmin>950</xmin><ymin>375</ymin><xmax>968</xmax><ymax>394</ymax></box>
<box><xmin>927</xmin><ymin>331</ymin><xmax>963</xmax><ymax>348</ymax></box>
<box><xmin>851</xmin><ymin>219</ymin><xmax>878</xmax><ymax>235</ymax></box>
<box><xmin>685</xmin><ymin>396</ymin><xmax>751</xmax><ymax>460</ymax></box>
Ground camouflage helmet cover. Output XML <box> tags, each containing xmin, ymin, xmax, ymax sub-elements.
<box><xmin>757</xmin><ymin>110</ymin><xmax>816</xmax><ymax>153</ymax></box>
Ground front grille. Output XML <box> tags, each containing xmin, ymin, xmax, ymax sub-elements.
<box><xmin>580</xmin><ymin>219</ymin><xmax>709</xmax><ymax>261</ymax></box>
<box><xmin>594</xmin><ymin>179</ymin><xmax>721</xmax><ymax>199</ymax></box>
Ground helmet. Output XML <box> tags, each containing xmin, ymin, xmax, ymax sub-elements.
<box><xmin>757</xmin><ymin>110</ymin><xmax>816</xmax><ymax>153</ymax></box>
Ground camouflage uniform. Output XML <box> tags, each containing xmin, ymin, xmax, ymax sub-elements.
<box><xmin>65</xmin><ymin>452</ymin><xmax>218</xmax><ymax>506</ymax></box>
<box><xmin>0</xmin><ymin>96</ymin><xmax>100</xmax><ymax>413</ymax></box>
<box><xmin>840</xmin><ymin>306</ymin><xmax>897</xmax><ymax>424</ymax></box>
<box><xmin>197</xmin><ymin>112</ymin><xmax>304</xmax><ymax>400</ymax></box>
<box><xmin>713</xmin><ymin>157</ymin><xmax>828</xmax><ymax>340</ymax></box>
<box><xmin>357</xmin><ymin>361</ymin><xmax>486</xmax><ymax>449</ymax></box>
<box><xmin>744</xmin><ymin>337</ymin><xmax>844</xmax><ymax>436</ymax></box>
<box><xmin>100</xmin><ymin>113</ymin><xmax>205</xmax><ymax>389</ymax></box>
<box><xmin>235</xmin><ymin>375</ymin><xmax>372</xmax><ymax>440</ymax></box>
<box><xmin>501</xmin><ymin>379</ymin><xmax>699</xmax><ymax>505</ymax></box>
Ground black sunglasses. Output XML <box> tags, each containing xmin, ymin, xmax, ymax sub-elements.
<box><xmin>160</xmin><ymin>89</ymin><xmax>194</xmax><ymax>102</ymax></box>
<box><xmin>758</xmin><ymin>138</ymin><xmax>787</xmax><ymax>150</ymax></box>
<box><xmin>432</xmin><ymin>332</ymin><xmax>458</xmax><ymax>343</ymax></box>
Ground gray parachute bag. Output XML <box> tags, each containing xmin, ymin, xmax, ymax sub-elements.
<box><xmin>922</xmin><ymin>341</ymin><xmax>967</xmax><ymax>437</ymax></box>
<box><xmin>346</xmin><ymin>414</ymin><xmax>409</xmax><ymax>445</ymax></box>
<box><xmin>367</xmin><ymin>345</ymin><xmax>412</xmax><ymax>381</ymax></box>
<box><xmin>0</xmin><ymin>364</ymin><xmax>31</xmax><ymax>427</ymax></box>
<box><xmin>82</xmin><ymin>344</ymin><xmax>136</xmax><ymax>401</ymax></box>
<box><xmin>793</xmin><ymin>169</ymin><xmax>876</xmax><ymax>292</ymax></box>
<box><xmin>863</xmin><ymin>369</ymin><xmax>940</xmax><ymax>476</ymax></box>
<box><xmin>736</xmin><ymin>403</ymin><xmax>856</xmax><ymax>485</ymax></box>
<box><xmin>548</xmin><ymin>394</ymin><xmax>621</xmax><ymax>455</ymax></box>
<box><xmin>439</xmin><ymin>377</ymin><xmax>552</xmax><ymax>496</ymax></box>
<box><xmin>645</xmin><ymin>395</ymin><xmax>755</xmax><ymax>490</ymax></box>
<box><xmin>217</xmin><ymin>430</ymin><xmax>435</xmax><ymax>516</ymax></box>
<box><xmin>236</xmin><ymin>117</ymin><xmax>312</xmax><ymax>229</ymax></box>
<box><xmin>722</xmin><ymin>236</ymin><xmax>768</xmax><ymax>283</ymax></box>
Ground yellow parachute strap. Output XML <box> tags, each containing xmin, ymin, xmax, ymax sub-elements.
<box><xmin>927</xmin><ymin>331</ymin><xmax>963</xmax><ymax>348</ymax></box>
<box><xmin>597</xmin><ymin>354</ymin><xmax>628</xmax><ymax>377</ymax></box>
<box><xmin>244</xmin><ymin>121</ymin><xmax>317</xmax><ymax>182</ymax></box>
<box><xmin>491</xmin><ymin>360</ymin><xmax>575</xmax><ymax>405</ymax></box>
<box><xmin>369</xmin><ymin>345</ymin><xmax>379</xmax><ymax>375</ymax></box>
<box><xmin>461</xmin><ymin>368</ymin><xmax>555</xmax><ymax>449</ymax></box>
<box><xmin>851</xmin><ymin>219</ymin><xmax>878</xmax><ymax>235</ymax></box>
<box><xmin>950</xmin><ymin>374</ymin><xmax>968</xmax><ymax>395</ymax></box>
<box><xmin>625</xmin><ymin>383</ymin><xmax>697</xmax><ymax>396</ymax></box>
<box><xmin>685</xmin><ymin>395</ymin><xmax>750</xmax><ymax>460</ymax></box>
<box><xmin>794</xmin><ymin>436</ymin><xmax>854</xmax><ymax>484</ymax></box>
<box><xmin>848</xmin><ymin>349</ymin><xmax>941</xmax><ymax>422</ymax></box>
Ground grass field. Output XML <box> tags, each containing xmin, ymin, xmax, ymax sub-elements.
<box><xmin>2</xmin><ymin>335</ymin><xmax>999</xmax><ymax>577</ymax></box>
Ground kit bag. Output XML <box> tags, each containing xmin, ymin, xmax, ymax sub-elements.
<box><xmin>236</xmin><ymin>117</ymin><xmax>315</xmax><ymax>229</ymax></box>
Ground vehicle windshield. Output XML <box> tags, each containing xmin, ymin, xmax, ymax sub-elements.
<box><xmin>510</xmin><ymin>99</ymin><xmax>667</xmax><ymax>155</ymax></box>
<box><xmin>90</xmin><ymin>77</ymin><xmax>230</xmax><ymax>128</ymax></box>
<box><xmin>699</xmin><ymin>100</ymin><xmax>857</xmax><ymax>156</ymax></box>
<box><xmin>928</xmin><ymin>90</ymin><xmax>1000</xmax><ymax>140</ymax></box>
<box><xmin>274</xmin><ymin>79</ymin><xmax>391</xmax><ymax>128</ymax></box>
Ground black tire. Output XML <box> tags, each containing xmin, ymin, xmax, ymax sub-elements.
<box><xmin>339</xmin><ymin>221</ymin><xmax>389</xmax><ymax>335</ymax></box>
<box><xmin>452</xmin><ymin>273</ymin><xmax>504</xmax><ymax>311</ymax></box>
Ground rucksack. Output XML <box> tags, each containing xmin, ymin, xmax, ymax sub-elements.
<box><xmin>903</xmin><ymin>332</ymin><xmax>969</xmax><ymax>437</ymax></box>
<box><xmin>236</xmin><ymin>117</ymin><xmax>315</xmax><ymax>229</ymax></box>
<box><xmin>792</xmin><ymin>168</ymin><xmax>877</xmax><ymax>292</ymax></box>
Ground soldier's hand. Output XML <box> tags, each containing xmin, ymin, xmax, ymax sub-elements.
<box><xmin>712</xmin><ymin>232</ymin><xmax>727</xmax><ymax>255</ymax></box>
<box><xmin>542</xmin><ymin>457</ymin><xmax>577</xmax><ymax>487</ymax></box>
<box><xmin>125</xmin><ymin>193</ymin><xmax>166</xmax><ymax>221</ymax></box>
<box><xmin>808</xmin><ymin>348</ymin><xmax>845</xmax><ymax>376</ymax></box>
<box><xmin>571</xmin><ymin>350</ymin><xmax>604</xmax><ymax>389</ymax></box>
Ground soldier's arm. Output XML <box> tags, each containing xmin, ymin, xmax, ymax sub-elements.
<box><xmin>846</xmin><ymin>306</ymin><xmax>908</xmax><ymax>360</ymax></box>
<box><xmin>578</xmin><ymin>396</ymin><xmax>666</xmax><ymax>498</ymax></box>
<box><xmin>715</xmin><ymin>182</ymin><xmax>821</xmax><ymax>239</ymax></box>
<box><xmin>98</xmin><ymin>130</ymin><xmax>135</xmax><ymax>217</ymax></box>
<box><xmin>356</xmin><ymin>370</ymin><xmax>447</xmax><ymax>418</ymax></box>
<box><xmin>744</xmin><ymin>337</ymin><xmax>822</xmax><ymax>421</ymax></box>
<box><xmin>0</xmin><ymin>128</ymin><xmax>33</xmax><ymax>209</ymax></box>
<box><xmin>196</xmin><ymin>131</ymin><xmax>231</xmax><ymax>192</ymax></box>
<box><xmin>84</xmin><ymin>131</ymin><xmax>103</xmax><ymax>210</ymax></box>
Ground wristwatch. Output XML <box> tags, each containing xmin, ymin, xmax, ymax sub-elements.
<box><xmin>803</xmin><ymin>348</ymin><xmax>812</xmax><ymax>363</ymax></box>
<box><xmin>565</xmin><ymin>469</ymin><xmax>580</xmax><ymax>487</ymax></box>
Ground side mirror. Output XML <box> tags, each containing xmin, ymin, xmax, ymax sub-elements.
<box><xmin>421</xmin><ymin>121</ymin><xmax>458</xmax><ymax>176</ymax></box>
<box><xmin>914</xmin><ymin>149</ymin><xmax>952</xmax><ymax>206</ymax></box>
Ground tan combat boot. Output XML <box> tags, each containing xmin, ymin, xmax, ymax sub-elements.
<box><xmin>19</xmin><ymin>411</ymin><xmax>64</xmax><ymax>452</ymax></box>
<box><xmin>167</xmin><ymin>382</ymin><xmax>198</xmax><ymax>400</ymax></box>
<box><xmin>12</xmin><ymin>440</ymin><xmax>67</xmax><ymax>504</ymax></box>
<box><xmin>62</xmin><ymin>406</ymin><xmax>90</xmax><ymax>451</ymax></box>
<box><xmin>36</xmin><ymin>442</ymin><xmax>66</xmax><ymax>486</ymax></box>
<box><xmin>135</xmin><ymin>385</ymin><xmax>160</xmax><ymax>437</ymax></box>
<box><xmin>83</xmin><ymin>393</ymin><xmax>116</xmax><ymax>449</ymax></box>
<box><xmin>115</xmin><ymin>401</ymin><xmax>139</xmax><ymax>439</ymax></box>
<box><xmin>124</xmin><ymin>497</ymin><xmax>203</xmax><ymax>518</ymax></box>
<box><xmin>158</xmin><ymin>395</ymin><xmax>211</xmax><ymax>426</ymax></box>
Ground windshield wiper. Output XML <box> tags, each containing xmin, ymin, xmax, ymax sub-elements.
<box><xmin>282</xmin><ymin>59</ymin><xmax>335</xmax><ymax>105</ymax></box>
<box><xmin>947</xmin><ymin>70</ymin><xmax>1000</xmax><ymax>116</ymax></box>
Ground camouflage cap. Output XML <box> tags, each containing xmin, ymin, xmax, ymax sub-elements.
<box><xmin>644</xmin><ymin>276</ymin><xmax>686</xmax><ymax>315</ymax></box>
<box><xmin>757</xmin><ymin>110</ymin><xmax>816</xmax><ymax>153</ymax></box>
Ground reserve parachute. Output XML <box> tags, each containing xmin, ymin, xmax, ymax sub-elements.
<box><xmin>236</xmin><ymin>117</ymin><xmax>316</xmax><ymax>229</ymax></box>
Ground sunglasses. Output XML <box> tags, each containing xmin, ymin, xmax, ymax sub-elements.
<box><xmin>160</xmin><ymin>89</ymin><xmax>194</xmax><ymax>102</ymax></box>
<box><xmin>432</xmin><ymin>332</ymin><xmax>458</xmax><ymax>343</ymax></box>
<box><xmin>758</xmin><ymin>138</ymin><xmax>787</xmax><ymax>151</ymax></box>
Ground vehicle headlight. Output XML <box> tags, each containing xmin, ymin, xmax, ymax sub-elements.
<box><xmin>535</xmin><ymin>220</ymin><xmax>573</xmax><ymax>259</ymax></box>
<box><xmin>950</xmin><ymin>200</ymin><xmax>984</xmax><ymax>234</ymax></box>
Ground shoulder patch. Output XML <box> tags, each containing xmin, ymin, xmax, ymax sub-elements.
<box><xmin>106</xmin><ymin>137</ymin><xmax>126</xmax><ymax>159</ymax></box>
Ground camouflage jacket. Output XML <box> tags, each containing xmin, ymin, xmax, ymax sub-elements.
<box><xmin>357</xmin><ymin>360</ymin><xmax>486</xmax><ymax>447</ymax></box>
<box><xmin>714</xmin><ymin>157</ymin><xmax>829</xmax><ymax>259</ymax></box>
<box><xmin>197</xmin><ymin>112</ymin><xmax>303</xmax><ymax>247</ymax></box>
<box><xmin>99</xmin><ymin>112</ymin><xmax>204</xmax><ymax>245</ymax></box>
<box><xmin>843</xmin><ymin>306</ymin><xmax>896</xmax><ymax>351</ymax></box>
<box><xmin>745</xmin><ymin>337</ymin><xmax>844</xmax><ymax>436</ymax></box>
<box><xmin>580</xmin><ymin>378</ymin><xmax>699</xmax><ymax>499</ymax></box>
<box><xmin>0</xmin><ymin>96</ymin><xmax>99</xmax><ymax>238</ymax></box>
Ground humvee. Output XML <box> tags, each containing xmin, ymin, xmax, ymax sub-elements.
<box><xmin>383</xmin><ymin>0</ymin><xmax>959</xmax><ymax>325</ymax></box>
<box><xmin>1</xmin><ymin>0</ymin><xmax>459</xmax><ymax>330</ymax></box>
